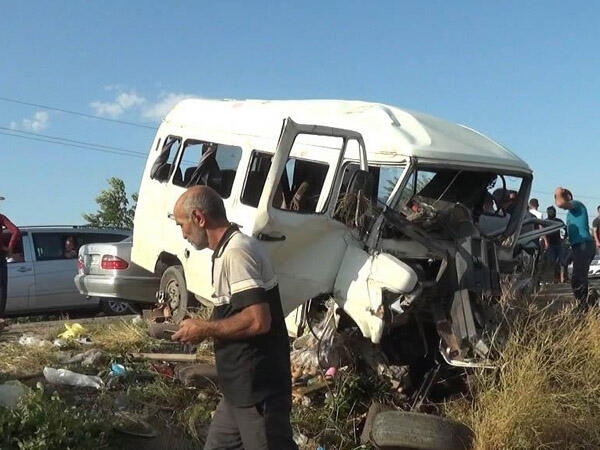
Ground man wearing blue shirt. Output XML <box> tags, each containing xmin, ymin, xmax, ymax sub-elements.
<box><xmin>555</xmin><ymin>187</ymin><xmax>596</xmax><ymax>307</ymax></box>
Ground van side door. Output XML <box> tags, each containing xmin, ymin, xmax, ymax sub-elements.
<box><xmin>252</xmin><ymin>118</ymin><xmax>369</xmax><ymax>314</ymax></box>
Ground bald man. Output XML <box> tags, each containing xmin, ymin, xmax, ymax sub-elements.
<box><xmin>171</xmin><ymin>186</ymin><xmax>297</xmax><ymax>450</ymax></box>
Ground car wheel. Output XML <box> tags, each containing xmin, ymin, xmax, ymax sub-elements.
<box><xmin>370</xmin><ymin>410</ymin><xmax>474</xmax><ymax>450</ymax></box>
<box><xmin>159</xmin><ymin>265</ymin><xmax>189</xmax><ymax>323</ymax></box>
<box><xmin>101</xmin><ymin>298</ymin><xmax>133</xmax><ymax>316</ymax></box>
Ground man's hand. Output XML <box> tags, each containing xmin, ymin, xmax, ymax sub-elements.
<box><xmin>172</xmin><ymin>318</ymin><xmax>210</xmax><ymax>345</ymax></box>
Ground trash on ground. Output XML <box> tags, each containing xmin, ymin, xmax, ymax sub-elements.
<box><xmin>76</xmin><ymin>336</ymin><xmax>93</xmax><ymax>345</ymax></box>
<box><xmin>175</xmin><ymin>363</ymin><xmax>218</xmax><ymax>388</ymax></box>
<box><xmin>109</xmin><ymin>363</ymin><xmax>127</xmax><ymax>377</ymax></box>
<box><xmin>150</xmin><ymin>362</ymin><xmax>175</xmax><ymax>379</ymax></box>
<box><xmin>0</xmin><ymin>380</ymin><xmax>32</xmax><ymax>409</ymax></box>
<box><xmin>53</xmin><ymin>338</ymin><xmax>67</xmax><ymax>347</ymax></box>
<box><xmin>18</xmin><ymin>335</ymin><xmax>50</xmax><ymax>347</ymax></box>
<box><xmin>61</xmin><ymin>349</ymin><xmax>108</xmax><ymax>367</ymax></box>
<box><xmin>58</xmin><ymin>323</ymin><xmax>86</xmax><ymax>339</ymax></box>
<box><xmin>43</xmin><ymin>366</ymin><xmax>104</xmax><ymax>389</ymax></box>
<box><xmin>129</xmin><ymin>352</ymin><xmax>201</xmax><ymax>363</ymax></box>
<box><xmin>324</xmin><ymin>366</ymin><xmax>337</xmax><ymax>379</ymax></box>
<box><xmin>113</xmin><ymin>411</ymin><xmax>158</xmax><ymax>438</ymax></box>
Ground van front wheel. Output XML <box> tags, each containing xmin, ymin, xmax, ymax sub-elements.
<box><xmin>159</xmin><ymin>265</ymin><xmax>189</xmax><ymax>323</ymax></box>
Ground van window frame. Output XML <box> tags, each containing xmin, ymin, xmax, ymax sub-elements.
<box><xmin>150</xmin><ymin>135</ymin><xmax>183</xmax><ymax>183</ymax></box>
<box><xmin>240</xmin><ymin>150</ymin><xmax>332</xmax><ymax>215</ymax></box>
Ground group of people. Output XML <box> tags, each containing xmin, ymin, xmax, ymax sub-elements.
<box><xmin>529</xmin><ymin>188</ymin><xmax>600</xmax><ymax>308</ymax></box>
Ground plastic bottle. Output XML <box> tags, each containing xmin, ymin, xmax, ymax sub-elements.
<box><xmin>43</xmin><ymin>367</ymin><xmax>104</xmax><ymax>389</ymax></box>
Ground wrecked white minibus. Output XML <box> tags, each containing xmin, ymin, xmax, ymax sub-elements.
<box><xmin>132</xmin><ymin>99</ymin><xmax>557</xmax><ymax>369</ymax></box>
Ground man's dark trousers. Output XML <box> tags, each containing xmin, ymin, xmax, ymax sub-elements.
<box><xmin>571</xmin><ymin>240</ymin><xmax>596</xmax><ymax>307</ymax></box>
<box><xmin>0</xmin><ymin>258</ymin><xmax>7</xmax><ymax>316</ymax></box>
<box><xmin>204</xmin><ymin>394</ymin><xmax>298</xmax><ymax>450</ymax></box>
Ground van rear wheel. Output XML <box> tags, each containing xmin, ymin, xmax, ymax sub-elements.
<box><xmin>159</xmin><ymin>265</ymin><xmax>189</xmax><ymax>323</ymax></box>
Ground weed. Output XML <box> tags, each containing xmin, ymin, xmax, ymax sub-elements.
<box><xmin>0</xmin><ymin>384</ymin><xmax>111</xmax><ymax>450</ymax></box>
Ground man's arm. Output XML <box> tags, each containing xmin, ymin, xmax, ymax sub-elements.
<box><xmin>594</xmin><ymin>221</ymin><xmax>600</xmax><ymax>247</ymax></box>
<box><xmin>172</xmin><ymin>302</ymin><xmax>272</xmax><ymax>344</ymax></box>
<box><xmin>0</xmin><ymin>215</ymin><xmax>20</xmax><ymax>254</ymax></box>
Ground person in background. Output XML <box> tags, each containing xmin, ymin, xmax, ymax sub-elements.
<box><xmin>0</xmin><ymin>197</ymin><xmax>21</xmax><ymax>330</ymax></box>
<box><xmin>529</xmin><ymin>198</ymin><xmax>543</xmax><ymax>219</ymax></box>
<box><xmin>592</xmin><ymin>205</ymin><xmax>600</xmax><ymax>249</ymax></box>
<box><xmin>543</xmin><ymin>206</ymin><xmax>567</xmax><ymax>283</ymax></box>
<box><xmin>64</xmin><ymin>235</ymin><xmax>78</xmax><ymax>259</ymax></box>
<box><xmin>555</xmin><ymin>187</ymin><xmax>596</xmax><ymax>308</ymax></box>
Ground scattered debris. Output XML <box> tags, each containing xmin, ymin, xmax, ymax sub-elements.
<box><xmin>18</xmin><ymin>335</ymin><xmax>50</xmax><ymax>347</ymax></box>
<box><xmin>43</xmin><ymin>367</ymin><xmax>104</xmax><ymax>389</ymax></box>
<box><xmin>129</xmin><ymin>352</ymin><xmax>202</xmax><ymax>363</ymax></box>
<box><xmin>109</xmin><ymin>363</ymin><xmax>127</xmax><ymax>377</ymax></box>
<box><xmin>175</xmin><ymin>363</ymin><xmax>218</xmax><ymax>388</ymax></box>
<box><xmin>58</xmin><ymin>323</ymin><xmax>86</xmax><ymax>340</ymax></box>
<box><xmin>60</xmin><ymin>348</ymin><xmax>108</xmax><ymax>367</ymax></box>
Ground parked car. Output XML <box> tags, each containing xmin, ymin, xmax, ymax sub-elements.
<box><xmin>2</xmin><ymin>226</ymin><xmax>132</xmax><ymax>315</ymax></box>
<box><xmin>75</xmin><ymin>237</ymin><xmax>159</xmax><ymax>309</ymax></box>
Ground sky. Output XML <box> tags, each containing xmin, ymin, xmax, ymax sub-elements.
<box><xmin>1</xmin><ymin>1</ymin><xmax>599</xmax><ymax>226</ymax></box>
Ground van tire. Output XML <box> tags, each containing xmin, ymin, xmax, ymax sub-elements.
<box><xmin>159</xmin><ymin>265</ymin><xmax>189</xmax><ymax>323</ymax></box>
<box><xmin>370</xmin><ymin>411</ymin><xmax>474</xmax><ymax>450</ymax></box>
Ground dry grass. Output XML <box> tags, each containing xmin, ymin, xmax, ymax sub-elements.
<box><xmin>445</xmin><ymin>300</ymin><xmax>600</xmax><ymax>450</ymax></box>
<box><xmin>84</xmin><ymin>320</ymin><xmax>153</xmax><ymax>354</ymax></box>
<box><xmin>0</xmin><ymin>342</ymin><xmax>57</xmax><ymax>379</ymax></box>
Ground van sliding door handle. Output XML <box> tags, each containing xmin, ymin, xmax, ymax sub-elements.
<box><xmin>256</xmin><ymin>232</ymin><xmax>286</xmax><ymax>242</ymax></box>
<box><xmin>17</xmin><ymin>267</ymin><xmax>32</xmax><ymax>273</ymax></box>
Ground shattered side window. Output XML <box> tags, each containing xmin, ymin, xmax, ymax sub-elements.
<box><xmin>173</xmin><ymin>140</ymin><xmax>242</xmax><ymax>198</ymax></box>
<box><xmin>277</xmin><ymin>158</ymin><xmax>330</xmax><ymax>213</ymax></box>
<box><xmin>150</xmin><ymin>136</ymin><xmax>181</xmax><ymax>183</ymax></box>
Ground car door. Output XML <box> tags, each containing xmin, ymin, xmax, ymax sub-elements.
<box><xmin>4</xmin><ymin>231</ymin><xmax>35</xmax><ymax>313</ymax></box>
<box><xmin>30</xmin><ymin>231</ymin><xmax>82</xmax><ymax>310</ymax></box>
<box><xmin>252</xmin><ymin>118</ymin><xmax>369</xmax><ymax>315</ymax></box>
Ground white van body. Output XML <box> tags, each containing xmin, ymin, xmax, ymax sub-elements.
<box><xmin>132</xmin><ymin>99</ymin><xmax>549</xmax><ymax>365</ymax></box>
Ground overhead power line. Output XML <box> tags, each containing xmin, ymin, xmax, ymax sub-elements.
<box><xmin>0</xmin><ymin>130</ymin><xmax>147</xmax><ymax>159</ymax></box>
<box><xmin>0</xmin><ymin>126</ymin><xmax>146</xmax><ymax>157</ymax></box>
<box><xmin>0</xmin><ymin>96</ymin><xmax>157</xmax><ymax>130</ymax></box>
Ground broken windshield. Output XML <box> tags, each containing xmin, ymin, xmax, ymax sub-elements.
<box><xmin>390</xmin><ymin>165</ymin><xmax>527</xmax><ymax>238</ymax></box>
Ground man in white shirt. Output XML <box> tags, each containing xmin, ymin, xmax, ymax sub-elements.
<box><xmin>528</xmin><ymin>198</ymin><xmax>543</xmax><ymax>219</ymax></box>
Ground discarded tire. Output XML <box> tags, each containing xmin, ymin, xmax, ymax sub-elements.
<box><xmin>159</xmin><ymin>265</ymin><xmax>189</xmax><ymax>323</ymax></box>
<box><xmin>370</xmin><ymin>411</ymin><xmax>474</xmax><ymax>450</ymax></box>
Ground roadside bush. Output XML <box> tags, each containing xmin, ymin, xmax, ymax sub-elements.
<box><xmin>445</xmin><ymin>304</ymin><xmax>600</xmax><ymax>449</ymax></box>
<box><xmin>0</xmin><ymin>385</ymin><xmax>110</xmax><ymax>450</ymax></box>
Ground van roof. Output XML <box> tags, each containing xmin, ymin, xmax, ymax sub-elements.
<box><xmin>164</xmin><ymin>99</ymin><xmax>531</xmax><ymax>174</ymax></box>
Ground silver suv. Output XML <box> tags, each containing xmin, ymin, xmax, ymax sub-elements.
<box><xmin>2</xmin><ymin>226</ymin><xmax>130</xmax><ymax>315</ymax></box>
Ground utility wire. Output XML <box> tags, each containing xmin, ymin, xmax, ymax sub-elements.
<box><xmin>0</xmin><ymin>126</ymin><xmax>146</xmax><ymax>157</ymax></box>
<box><xmin>0</xmin><ymin>130</ymin><xmax>147</xmax><ymax>159</ymax></box>
<box><xmin>0</xmin><ymin>96</ymin><xmax>157</xmax><ymax>130</ymax></box>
